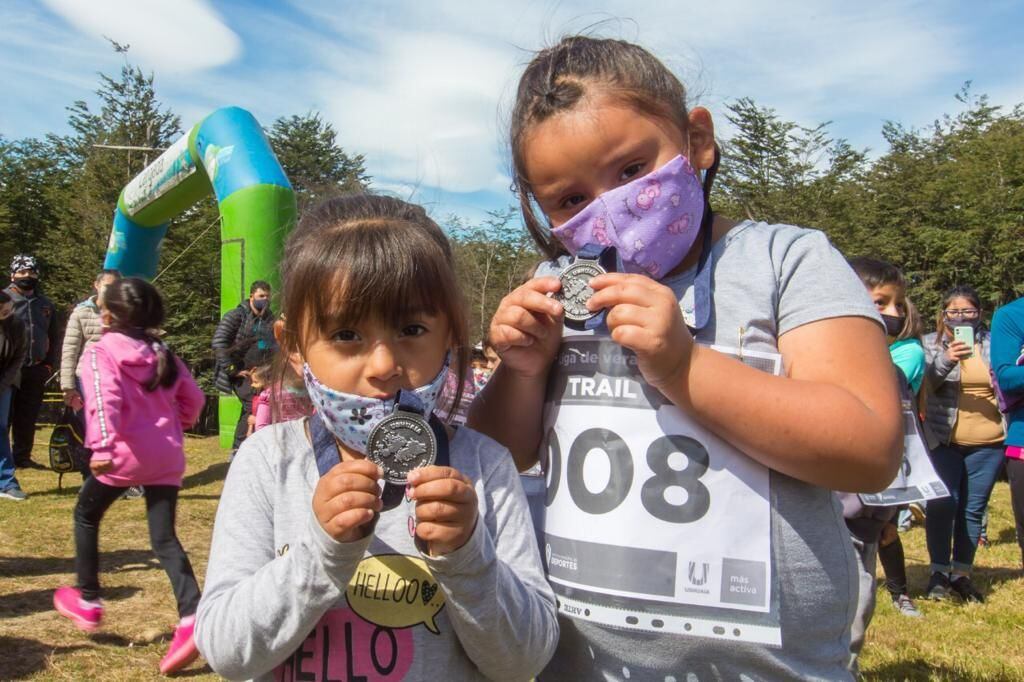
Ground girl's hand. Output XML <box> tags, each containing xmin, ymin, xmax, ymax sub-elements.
<box><xmin>313</xmin><ymin>460</ymin><xmax>383</xmax><ymax>543</ymax></box>
<box><xmin>945</xmin><ymin>340</ymin><xmax>973</xmax><ymax>363</ymax></box>
<box><xmin>489</xmin><ymin>277</ymin><xmax>564</xmax><ymax>379</ymax></box>
<box><xmin>407</xmin><ymin>466</ymin><xmax>478</xmax><ymax>556</ymax></box>
<box><xmin>588</xmin><ymin>273</ymin><xmax>694</xmax><ymax>389</ymax></box>
<box><xmin>90</xmin><ymin>458</ymin><xmax>113</xmax><ymax>475</ymax></box>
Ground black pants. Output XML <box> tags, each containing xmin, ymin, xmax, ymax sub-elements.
<box><xmin>231</xmin><ymin>376</ymin><xmax>254</xmax><ymax>450</ymax></box>
<box><xmin>74</xmin><ymin>477</ymin><xmax>200</xmax><ymax>617</ymax></box>
<box><xmin>10</xmin><ymin>363</ymin><xmax>48</xmax><ymax>464</ymax></box>
<box><xmin>878</xmin><ymin>525</ymin><xmax>909</xmax><ymax>598</ymax></box>
<box><xmin>1007</xmin><ymin>458</ymin><xmax>1024</xmax><ymax>565</ymax></box>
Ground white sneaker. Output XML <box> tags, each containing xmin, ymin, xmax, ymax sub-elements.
<box><xmin>0</xmin><ymin>486</ymin><xmax>28</xmax><ymax>501</ymax></box>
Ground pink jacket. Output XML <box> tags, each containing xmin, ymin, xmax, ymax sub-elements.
<box><xmin>252</xmin><ymin>386</ymin><xmax>311</xmax><ymax>431</ymax></box>
<box><xmin>78</xmin><ymin>332</ymin><xmax>205</xmax><ymax>487</ymax></box>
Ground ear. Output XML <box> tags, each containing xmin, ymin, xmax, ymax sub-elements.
<box><xmin>274</xmin><ymin>319</ymin><xmax>305</xmax><ymax>376</ymax></box>
<box><xmin>686</xmin><ymin>107</ymin><xmax>717</xmax><ymax>171</ymax></box>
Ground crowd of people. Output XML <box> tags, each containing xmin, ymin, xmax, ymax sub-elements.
<box><xmin>2</xmin><ymin>34</ymin><xmax>1024</xmax><ymax>681</ymax></box>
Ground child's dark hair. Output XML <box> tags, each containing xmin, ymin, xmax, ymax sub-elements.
<box><xmin>277</xmin><ymin>194</ymin><xmax>469</xmax><ymax>416</ymax></box>
<box><xmin>848</xmin><ymin>257</ymin><xmax>921</xmax><ymax>340</ymax></box>
<box><xmin>847</xmin><ymin>257</ymin><xmax>907</xmax><ymax>292</ymax></box>
<box><xmin>510</xmin><ymin>35</ymin><xmax>695</xmax><ymax>259</ymax></box>
<box><xmin>103</xmin><ymin>277</ymin><xmax>179</xmax><ymax>391</ymax></box>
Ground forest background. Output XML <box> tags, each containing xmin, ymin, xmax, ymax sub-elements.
<box><xmin>2</xmin><ymin>54</ymin><xmax>1022</xmax><ymax>391</ymax></box>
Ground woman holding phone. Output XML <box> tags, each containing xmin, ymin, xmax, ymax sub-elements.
<box><xmin>923</xmin><ymin>285</ymin><xmax>1004</xmax><ymax>603</ymax></box>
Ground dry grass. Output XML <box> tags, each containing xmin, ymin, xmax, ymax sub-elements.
<box><xmin>1</xmin><ymin>428</ymin><xmax>223</xmax><ymax>680</ymax></box>
<box><xmin>1</xmin><ymin>428</ymin><xmax>1022</xmax><ymax>680</ymax></box>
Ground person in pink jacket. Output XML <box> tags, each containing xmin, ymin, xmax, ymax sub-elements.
<box><xmin>53</xmin><ymin>277</ymin><xmax>205</xmax><ymax>676</ymax></box>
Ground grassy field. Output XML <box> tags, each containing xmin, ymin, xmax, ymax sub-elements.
<box><xmin>1</xmin><ymin>428</ymin><xmax>1023</xmax><ymax>680</ymax></box>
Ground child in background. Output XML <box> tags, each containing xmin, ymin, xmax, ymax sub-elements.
<box><xmin>53</xmin><ymin>277</ymin><xmax>205</xmax><ymax>675</ymax></box>
<box><xmin>471</xmin><ymin>35</ymin><xmax>901</xmax><ymax>679</ymax></box>
<box><xmin>250</xmin><ymin>363</ymin><xmax>312</xmax><ymax>433</ymax></box>
<box><xmin>246</xmin><ymin>364</ymin><xmax>271</xmax><ymax>437</ymax></box>
<box><xmin>842</xmin><ymin>257</ymin><xmax>926</xmax><ymax>669</ymax></box>
<box><xmin>195</xmin><ymin>195</ymin><xmax>558</xmax><ymax>681</ymax></box>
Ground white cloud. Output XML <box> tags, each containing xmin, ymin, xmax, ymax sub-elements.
<box><xmin>5</xmin><ymin>0</ymin><xmax>1012</xmax><ymax>220</ymax></box>
<box><xmin>40</xmin><ymin>0</ymin><xmax>241</xmax><ymax>74</ymax></box>
<box><xmin>283</xmin><ymin>0</ymin><xmax>969</xmax><ymax>199</ymax></box>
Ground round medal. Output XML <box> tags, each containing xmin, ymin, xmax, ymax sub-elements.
<box><xmin>556</xmin><ymin>259</ymin><xmax>606</xmax><ymax>323</ymax></box>
<box><xmin>366</xmin><ymin>412</ymin><xmax>437</xmax><ymax>483</ymax></box>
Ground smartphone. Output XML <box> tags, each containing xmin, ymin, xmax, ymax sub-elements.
<box><xmin>953</xmin><ymin>325</ymin><xmax>975</xmax><ymax>358</ymax></box>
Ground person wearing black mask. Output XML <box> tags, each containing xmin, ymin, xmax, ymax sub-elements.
<box><xmin>211</xmin><ymin>280</ymin><xmax>276</xmax><ymax>454</ymax></box>
<box><xmin>923</xmin><ymin>285</ymin><xmax>1003</xmax><ymax>603</ymax></box>
<box><xmin>0</xmin><ymin>291</ymin><xmax>29</xmax><ymax>499</ymax></box>
<box><xmin>3</xmin><ymin>254</ymin><xmax>59</xmax><ymax>469</ymax></box>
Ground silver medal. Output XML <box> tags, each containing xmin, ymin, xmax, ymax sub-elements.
<box><xmin>367</xmin><ymin>412</ymin><xmax>437</xmax><ymax>483</ymax></box>
<box><xmin>556</xmin><ymin>259</ymin><xmax>606</xmax><ymax>323</ymax></box>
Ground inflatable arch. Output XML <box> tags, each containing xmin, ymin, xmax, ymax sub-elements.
<box><xmin>103</xmin><ymin>106</ymin><xmax>296</xmax><ymax>447</ymax></box>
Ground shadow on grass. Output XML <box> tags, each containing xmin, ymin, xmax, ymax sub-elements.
<box><xmin>1</xmin><ymin>635</ymin><xmax>91</xmax><ymax>679</ymax></box>
<box><xmin>996</xmin><ymin>526</ymin><xmax>1019</xmax><ymax>545</ymax></box>
<box><xmin>865</xmin><ymin>658</ymin><xmax>1021</xmax><ymax>681</ymax></box>
<box><xmin>0</xmin><ymin>549</ymin><xmax>160</xmax><ymax>578</ymax></box>
<box><xmin>0</xmin><ymin>584</ymin><xmax>142</xmax><ymax>619</ymax></box>
<box><xmin>905</xmin><ymin>562</ymin><xmax>1022</xmax><ymax>598</ymax></box>
<box><xmin>16</xmin><ymin>460</ymin><xmax>228</xmax><ymax>497</ymax></box>
<box><xmin>182</xmin><ymin>461</ymin><xmax>229</xmax><ymax>490</ymax></box>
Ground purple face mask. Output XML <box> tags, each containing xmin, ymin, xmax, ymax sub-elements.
<box><xmin>550</xmin><ymin>154</ymin><xmax>705</xmax><ymax>280</ymax></box>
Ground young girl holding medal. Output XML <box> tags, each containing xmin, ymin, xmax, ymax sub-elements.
<box><xmin>196</xmin><ymin>195</ymin><xmax>558</xmax><ymax>681</ymax></box>
<box><xmin>471</xmin><ymin>36</ymin><xmax>903</xmax><ymax>679</ymax></box>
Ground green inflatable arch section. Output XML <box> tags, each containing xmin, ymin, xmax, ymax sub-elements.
<box><xmin>103</xmin><ymin>106</ymin><xmax>296</xmax><ymax>447</ymax></box>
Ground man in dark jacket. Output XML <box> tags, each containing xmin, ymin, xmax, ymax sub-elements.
<box><xmin>4</xmin><ymin>255</ymin><xmax>59</xmax><ymax>469</ymax></box>
<box><xmin>212</xmin><ymin>280</ymin><xmax>276</xmax><ymax>451</ymax></box>
<box><xmin>0</xmin><ymin>290</ymin><xmax>29</xmax><ymax>499</ymax></box>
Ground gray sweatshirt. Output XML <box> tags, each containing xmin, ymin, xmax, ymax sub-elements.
<box><xmin>195</xmin><ymin>419</ymin><xmax>558</xmax><ymax>681</ymax></box>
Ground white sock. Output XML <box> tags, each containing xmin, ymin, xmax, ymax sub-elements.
<box><xmin>179</xmin><ymin>614</ymin><xmax>196</xmax><ymax>627</ymax></box>
<box><xmin>78</xmin><ymin>598</ymin><xmax>102</xmax><ymax>610</ymax></box>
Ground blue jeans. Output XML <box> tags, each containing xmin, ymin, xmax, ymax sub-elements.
<box><xmin>926</xmin><ymin>443</ymin><xmax>1004</xmax><ymax>573</ymax></box>
<box><xmin>0</xmin><ymin>387</ymin><xmax>19</xmax><ymax>491</ymax></box>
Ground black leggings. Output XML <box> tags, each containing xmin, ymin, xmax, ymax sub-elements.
<box><xmin>879</xmin><ymin>524</ymin><xmax>908</xmax><ymax>598</ymax></box>
<box><xmin>74</xmin><ymin>476</ymin><xmax>200</xmax><ymax>617</ymax></box>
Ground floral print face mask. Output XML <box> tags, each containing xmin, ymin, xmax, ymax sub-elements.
<box><xmin>303</xmin><ymin>357</ymin><xmax>449</xmax><ymax>454</ymax></box>
<box><xmin>550</xmin><ymin>154</ymin><xmax>705</xmax><ymax>280</ymax></box>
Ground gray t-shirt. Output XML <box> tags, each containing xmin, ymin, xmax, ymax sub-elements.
<box><xmin>196</xmin><ymin>419</ymin><xmax>559</xmax><ymax>681</ymax></box>
<box><xmin>535</xmin><ymin>220</ymin><xmax>880</xmax><ymax>681</ymax></box>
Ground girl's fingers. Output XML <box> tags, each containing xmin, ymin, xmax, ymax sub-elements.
<box><xmin>323</xmin><ymin>491</ymin><xmax>383</xmax><ymax>515</ymax></box>
<box><xmin>498</xmin><ymin>307</ymin><xmax>553</xmax><ymax>341</ymax></box>
<box><xmin>325</xmin><ymin>508</ymin><xmax>376</xmax><ymax>535</ymax></box>
<box><xmin>320</xmin><ymin>471</ymin><xmax>383</xmax><ymax>497</ymax></box>
<box><xmin>491</xmin><ymin>325</ymin><xmax>535</xmax><ymax>351</ymax></box>
<box><xmin>604</xmin><ymin>303</ymin><xmax>653</xmax><ymax>330</ymax></box>
<box><xmin>587</xmin><ymin>278</ymin><xmax>662</xmax><ymax>311</ymax></box>
<box><xmin>414</xmin><ymin>500</ymin><xmax>465</xmax><ymax>522</ymax></box>
<box><xmin>415</xmin><ymin>521</ymin><xmax>468</xmax><ymax>543</ymax></box>
<box><xmin>609</xmin><ymin>325</ymin><xmax>656</xmax><ymax>352</ymax></box>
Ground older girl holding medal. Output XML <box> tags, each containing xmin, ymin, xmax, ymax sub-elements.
<box><xmin>472</xmin><ymin>36</ymin><xmax>902</xmax><ymax>680</ymax></box>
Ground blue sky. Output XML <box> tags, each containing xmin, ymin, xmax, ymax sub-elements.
<box><xmin>2</xmin><ymin>0</ymin><xmax>1023</xmax><ymax>226</ymax></box>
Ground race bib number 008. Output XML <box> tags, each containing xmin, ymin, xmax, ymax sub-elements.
<box><xmin>540</xmin><ymin>338</ymin><xmax>782</xmax><ymax>645</ymax></box>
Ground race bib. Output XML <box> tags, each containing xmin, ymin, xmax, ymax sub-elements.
<box><xmin>859</xmin><ymin>400</ymin><xmax>949</xmax><ymax>506</ymax></box>
<box><xmin>540</xmin><ymin>338</ymin><xmax>782</xmax><ymax>645</ymax></box>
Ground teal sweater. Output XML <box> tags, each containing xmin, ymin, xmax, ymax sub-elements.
<box><xmin>991</xmin><ymin>298</ymin><xmax>1024</xmax><ymax>447</ymax></box>
<box><xmin>890</xmin><ymin>338</ymin><xmax>925</xmax><ymax>394</ymax></box>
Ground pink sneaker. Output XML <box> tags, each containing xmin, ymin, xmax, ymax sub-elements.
<box><xmin>53</xmin><ymin>586</ymin><xmax>103</xmax><ymax>632</ymax></box>
<box><xmin>159</xmin><ymin>615</ymin><xmax>199</xmax><ymax>675</ymax></box>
